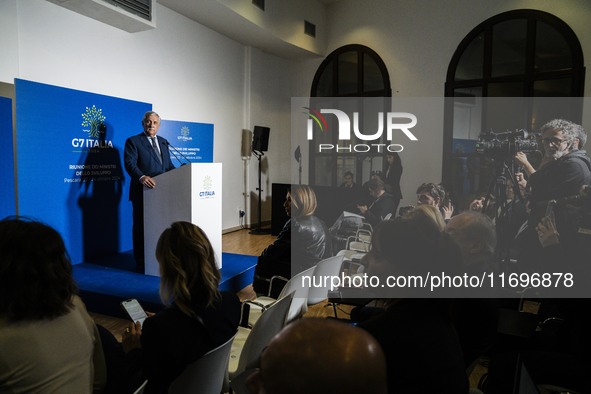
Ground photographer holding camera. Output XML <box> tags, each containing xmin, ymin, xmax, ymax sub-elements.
<box><xmin>518</xmin><ymin>119</ymin><xmax>591</xmax><ymax>274</ymax></box>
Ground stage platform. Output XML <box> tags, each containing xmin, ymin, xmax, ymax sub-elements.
<box><xmin>73</xmin><ymin>251</ymin><xmax>257</xmax><ymax>318</ymax></box>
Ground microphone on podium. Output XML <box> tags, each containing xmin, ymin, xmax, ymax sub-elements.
<box><xmin>162</xmin><ymin>140</ymin><xmax>191</xmax><ymax>166</ymax></box>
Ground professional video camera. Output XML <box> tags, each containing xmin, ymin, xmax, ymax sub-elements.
<box><xmin>475</xmin><ymin>129</ymin><xmax>539</xmax><ymax>159</ymax></box>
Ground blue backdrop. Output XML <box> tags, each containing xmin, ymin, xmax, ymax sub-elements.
<box><xmin>158</xmin><ymin>119</ymin><xmax>214</xmax><ymax>165</ymax></box>
<box><xmin>14</xmin><ymin>79</ymin><xmax>215</xmax><ymax>265</ymax></box>
<box><xmin>0</xmin><ymin>96</ymin><xmax>15</xmax><ymax>219</ymax></box>
<box><xmin>15</xmin><ymin>79</ymin><xmax>151</xmax><ymax>264</ymax></box>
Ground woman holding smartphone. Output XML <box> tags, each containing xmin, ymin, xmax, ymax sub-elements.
<box><xmin>123</xmin><ymin>222</ymin><xmax>241</xmax><ymax>393</ymax></box>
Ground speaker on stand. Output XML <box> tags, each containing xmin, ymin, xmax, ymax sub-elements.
<box><xmin>250</xmin><ymin>126</ymin><xmax>271</xmax><ymax>235</ymax></box>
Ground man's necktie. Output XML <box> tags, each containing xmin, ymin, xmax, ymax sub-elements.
<box><xmin>150</xmin><ymin>136</ymin><xmax>162</xmax><ymax>164</ymax></box>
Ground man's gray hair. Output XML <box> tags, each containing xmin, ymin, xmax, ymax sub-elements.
<box><xmin>540</xmin><ymin>119</ymin><xmax>583</xmax><ymax>146</ymax></box>
<box><xmin>576</xmin><ymin>124</ymin><xmax>587</xmax><ymax>148</ymax></box>
<box><xmin>142</xmin><ymin>111</ymin><xmax>160</xmax><ymax>125</ymax></box>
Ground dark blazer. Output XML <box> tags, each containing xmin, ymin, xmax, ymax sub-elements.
<box><xmin>124</xmin><ymin>133</ymin><xmax>176</xmax><ymax>201</ymax></box>
<box><xmin>139</xmin><ymin>292</ymin><xmax>241</xmax><ymax>394</ymax></box>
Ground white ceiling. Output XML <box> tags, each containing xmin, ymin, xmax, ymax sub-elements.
<box><xmin>157</xmin><ymin>0</ymin><xmax>330</xmax><ymax>59</ymax></box>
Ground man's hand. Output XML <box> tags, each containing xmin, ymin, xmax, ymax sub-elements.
<box><xmin>514</xmin><ymin>152</ymin><xmax>536</xmax><ymax>175</ymax></box>
<box><xmin>469</xmin><ymin>197</ymin><xmax>485</xmax><ymax>212</ymax></box>
<box><xmin>140</xmin><ymin>175</ymin><xmax>156</xmax><ymax>188</ymax></box>
<box><xmin>514</xmin><ymin>172</ymin><xmax>527</xmax><ymax>192</ymax></box>
<box><xmin>357</xmin><ymin>204</ymin><xmax>368</xmax><ymax>215</ymax></box>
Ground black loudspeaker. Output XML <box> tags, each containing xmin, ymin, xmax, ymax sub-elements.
<box><xmin>252</xmin><ymin>126</ymin><xmax>270</xmax><ymax>152</ymax></box>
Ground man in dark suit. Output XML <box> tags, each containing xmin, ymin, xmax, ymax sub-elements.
<box><xmin>124</xmin><ymin>111</ymin><xmax>175</xmax><ymax>271</ymax></box>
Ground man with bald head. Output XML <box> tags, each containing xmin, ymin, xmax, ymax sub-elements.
<box><xmin>246</xmin><ymin>318</ymin><xmax>387</xmax><ymax>394</ymax></box>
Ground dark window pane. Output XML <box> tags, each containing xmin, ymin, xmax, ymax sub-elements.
<box><xmin>316</xmin><ymin>61</ymin><xmax>334</xmax><ymax>96</ymax></box>
<box><xmin>453</xmin><ymin>87</ymin><xmax>483</xmax><ymax>141</ymax></box>
<box><xmin>484</xmin><ymin>96</ymin><xmax>529</xmax><ymax>134</ymax></box>
<box><xmin>533</xmin><ymin>78</ymin><xmax>572</xmax><ymax>97</ymax></box>
<box><xmin>492</xmin><ymin>19</ymin><xmax>527</xmax><ymax>77</ymax></box>
<box><xmin>488</xmin><ymin>82</ymin><xmax>524</xmax><ymax>97</ymax></box>
<box><xmin>455</xmin><ymin>33</ymin><xmax>484</xmax><ymax>81</ymax></box>
<box><xmin>531</xmin><ymin>96</ymin><xmax>582</xmax><ymax>132</ymax></box>
<box><xmin>338</xmin><ymin>51</ymin><xmax>358</xmax><ymax>95</ymax></box>
<box><xmin>363</xmin><ymin>53</ymin><xmax>384</xmax><ymax>92</ymax></box>
<box><xmin>361</xmin><ymin>156</ymin><xmax>383</xmax><ymax>184</ymax></box>
<box><xmin>314</xmin><ymin>156</ymin><xmax>334</xmax><ymax>186</ymax></box>
<box><xmin>336</xmin><ymin>156</ymin><xmax>357</xmax><ymax>185</ymax></box>
<box><xmin>535</xmin><ymin>21</ymin><xmax>573</xmax><ymax>72</ymax></box>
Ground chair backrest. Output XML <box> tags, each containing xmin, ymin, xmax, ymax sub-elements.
<box><xmin>132</xmin><ymin>380</ymin><xmax>147</xmax><ymax>394</ymax></box>
<box><xmin>168</xmin><ymin>333</ymin><xmax>236</xmax><ymax>394</ymax></box>
<box><xmin>307</xmin><ymin>255</ymin><xmax>345</xmax><ymax>305</ymax></box>
<box><xmin>233</xmin><ymin>292</ymin><xmax>294</xmax><ymax>378</ymax></box>
<box><xmin>279</xmin><ymin>265</ymin><xmax>315</xmax><ymax>322</ymax></box>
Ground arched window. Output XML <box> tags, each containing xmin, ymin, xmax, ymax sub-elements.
<box><xmin>443</xmin><ymin>9</ymin><xmax>585</xmax><ymax>206</ymax></box>
<box><xmin>310</xmin><ymin>44</ymin><xmax>391</xmax><ymax>186</ymax></box>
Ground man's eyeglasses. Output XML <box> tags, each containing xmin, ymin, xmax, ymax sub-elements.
<box><xmin>542</xmin><ymin>137</ymin><xmax>567</xmax><ymax>145</ymax></box>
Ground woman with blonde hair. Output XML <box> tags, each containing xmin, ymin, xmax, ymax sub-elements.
<box><xmin>253</xmin><ymin>185</ymin><xmax>330</xmax><ymax>297</ymax></box>
<box><xmin>404</xmin><ymin>203</ymin><xmax>446</xmax><ymax>232</ymax></box>
<box><xmin>123</xmin><ymin>222</ymin><xmax>240</xmax><ymax>393</ymax></box>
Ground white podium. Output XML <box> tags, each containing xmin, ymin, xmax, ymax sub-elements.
<box><xmin>143</xmin><ymin>163</ymin><xmax>222</xmax><ymax>276</ymax></box>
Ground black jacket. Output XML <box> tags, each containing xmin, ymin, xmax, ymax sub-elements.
<box><xmin>253</xmin><ymin>216</ymin><xmax>330</xmax><ymax>296</ymax></box>
<box><xmin>139</xmin><ymin>292</ymin><xmax>241</xmax><ymax>394</ymax></box>
<box><xmin>528</xmin><ymin>149</ymin><xmax>591</xmax><ymax>225</ymax></box>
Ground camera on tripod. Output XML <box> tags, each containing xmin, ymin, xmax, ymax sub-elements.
<box><xmin>475</xmin><ymin>129</ymin><xmax>539</xmax><ymax>159</ymax></box>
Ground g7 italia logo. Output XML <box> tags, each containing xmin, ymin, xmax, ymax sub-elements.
<box><xmin>72</xmin><ymin>105</ymin><xmax>113</xmax><ymax>149</ymax></box>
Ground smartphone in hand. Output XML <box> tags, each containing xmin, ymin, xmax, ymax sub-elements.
<box><xmin>120</xmin><ymin>298</ymin><xmax>148</xmax><ymax>327</ymax></box>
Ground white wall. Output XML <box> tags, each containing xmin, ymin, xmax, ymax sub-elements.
<box><xmin>0</xmin><ymin>0</ymin><xmax>296</xmax><ymax>231</ymax></box>
<box><xmin>292</xmin><ymin>0</ymin><xmax>591</xmax><ymax>206</ymax></box>
<box><xmin>3</xmin><ymin>0</ymin><xmax>591</xmax><ymax>229</ymax></box>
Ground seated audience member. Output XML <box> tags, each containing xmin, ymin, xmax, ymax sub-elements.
<box><xmin>122</xmin><ymin>221</ymin><xmax>241</xmax><ymax>394</ymax></box>
<box><xmin>403</xmin><ymin>203</ymin><xmax>446</xmax><ymax>232</ymax></box>
<box><xmin>252</xmin><ymin>185</ymin><xmax>330</xmax><ymax>297</ymax></box>
<box><xmin>362</xmin><ymin>170</ymin><xmax>387</xmax><ymax>204</ymax></box>
<box><xmin>359</xmin><ymin>218</ymin><xmax>469</xmax><ymax>394</ymax></box>
<box><xmin>350</xmin><ymin>206</ymin><xmax>447</xmax><ymax>323</ymax></box>
<box><xmin>445</xmin><ymin>211</ymin><xmax>500</xmax><ymax>367</ymax></box>
<box><xmin>0</xmin><ymin>218</ymin><xmax>106</xmax><ymax>393</ymax></box>
<box><xmin>246</xmin><ymin>318</ymin><xmax>388</xmax><ymax>394</ymax></box>
<box><xmin>416</xmin><ymin>182</ymin><xmax>454</xmax><ymax>221</ymax></box>
<box><xmin>340</xmin><ymin>170</ymin><xmax>359</xmax><ymax>189</ymax></box>
<box><xmin>357</xmin><ymin>178</ymin><xmax>396</xmax><ymax>226</ymax></box>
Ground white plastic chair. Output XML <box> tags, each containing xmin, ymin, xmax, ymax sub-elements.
<box><xmin>228</xmin><ymin>292</ymin><xmax>294</xmax><ymax>383</ymax></box>
<box><xmin>131</xmin><ymin>380</ymin><xmax>147</xmax><ymax>394</ymax></box>
<box><xmin>167</xmin><ymin>333</ymin><xmax>236</xmax><ymax>394</ymax></box>
<box><xmin>246</xmin><ymin>265</ymin><xmax>315</xmax><ymax>327</ymax></box>
<box><xmin>307</xmin><ymin>255</ymin><xmax>345</xmax><ymax>305</ymax></box>
<box><xmin>346</xmin><ymin>235</ymin><xmax>371</xmax><ymax>253</ymax></box>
